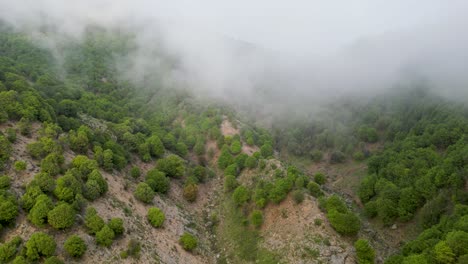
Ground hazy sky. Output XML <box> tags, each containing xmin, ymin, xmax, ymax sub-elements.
<box><xmin>1</xmin><ymin>0</ymin><xmax>467</xmax><ymax>110</ymax></box>
<box><xmin>2</xmin><ymin>0</ymin><xmax>466</xmax><ymax>55</ymax></box>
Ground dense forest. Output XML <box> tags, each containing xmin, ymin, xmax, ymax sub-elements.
<box><xmin>0</xmin><ymin>21</ymin><xmax>466</xmax><ymax>264</ymax></box>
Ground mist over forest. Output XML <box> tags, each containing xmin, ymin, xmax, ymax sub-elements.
<box><xmin>0</xmin><ymin>1</ymin><xmax>467</xmax><ymax>264</ymax></box>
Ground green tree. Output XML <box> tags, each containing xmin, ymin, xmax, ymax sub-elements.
<box><xmin>260</xmin><ymin>144</ymin><xmax>273</xmax><ymax>158</ymax></box>
<box><xmin>25</xmin><ymin>232</ymin><xmax>56</xmax><ymax>261</ymax></box>
<box><xmin>232</xmin><ymin>186</ymin><xmax>249</xmax><ymax>206</ymax></box>
<box><xmin>64</xmin><ymin>235</ymin><xmax>87</xmax><ymax>258</ymax></box>
<box><xmin>327</xmin><ymin>210</ymin><xmax>360</xmax><ymax>235</ymax></box>
<box><xmin>147</xmin><ymin>207</ymin><xmax>165</xmax><ymax>228</ymax></box>
<box><xmin>145</xmin><ymin>169</ymin><xmax>170</xmax><ymax>193</ymax></box>
<box><xmin>40</xmin><ymin>153</ymin><xmax>64</xmax><ymax>176</ymax></box>
<box><xmin>245</xmin><ymin>156</ymin><xmax>257</xmax><ymax>169</ymax></box>
<box><xmin>0</xmin><ymin>175</ymin><xmax>11</xmax><ymax>189</ymax></box>
<box><xmin>251</xmin><ymin>210</ymin><xmax>263</xmax><ymax>228</ymax></box>
<box><xmin>44</xmin><ymin>256</ymin><xmax>64</xmax><ymax>264</ymax></box>
<box><xmin>157</xmin><ymin>155</ymin><xmax>185</xmax><ymax>178</ymax></box>
<box><xmin>0</xmin><ymin>236</ymin><xmax>22</xmax><ymax>263</ymax></box>
<box><xmin>14</xmin><ymin>160</ymin><xmax>26</xmax><ymax>171</ymax></box>
<box><xmin>108</xmin><ymin>218</ymin><xmax>124</xmax><ymax>235</ymax></box>
<box><xmin>218</xmin><ymin>147</ymin><xmax>234</xmax><ymax>169</ymax></box>
<box><xmin>103</xmin><ymin>149</ymin><xmax>113</xmax><ymax>171</ymax></box>
<box><xmin>230</xmin><ymin>140</ymin><xmax>242</xmax><ymax>155</ymax></box>
<box><xmin>445</xmin><ymin>231</ymin><xmax>468</xmax><ymax>256</ymax></box>
<box><xmin>54</xmin><ymin>173</ymin><xmax>81</xmax><ymax>203</ymax></box>
<box><xmin>134</xmin><ymin>182</ymin><xmax>154</xmax><ymax>203</ymax></box>
<box><xmin>314</xmin><ymin>172</ymin><xmax>326</xmax><ymax>185</ymax></box>
<box><xmin>130</xmin><ymin>166</ymin><xmax>141</xmax><ymax>178</ymax></box>
<box><xmin>48</xmin><ymin>203</ymin><xmax>75</xmax><ymax>229</ymax></box>
<box><xmin>183</xmin><ymin>183</ymin><xmax>198</xmax><ymax>202</ymax></box>
<box><xmin>95</xmin><ymin>225</ymin><xmax>115</xmax><ymax>247</ymax></box>
<box><xmin>355</xmin><ymin>239</ymin><xmax>375</xmax><ymax>264</ymax></box>
<box><xmin>179</xmin><ymin>233</ymin><xmax>197</xmax><ymax>251</ymax></box>
<box><xmin>0</xmin><ymin>192</ymin><xmax>19</xmax><ymax>225</ymax></box>
<box><xmin>28</xmin><ymin>194</ymin><xmax>53</xmax><ymax>227</ymax></box>
<box><xmin>224</xmin><ymin>175</ymin><xmax>238</xmax><ymax>192</ymax></box>
<box><xmin>434</xmin><ymin>241</ymin><xmax>455</xmax><ymax>264</ymax></box>
<box><xmin>84</xmin><ymin>207</ymin><xmax>105</xmax><ymax>235</ymax></box>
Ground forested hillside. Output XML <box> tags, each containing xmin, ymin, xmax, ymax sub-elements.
<box><xmin>0</xmin><ymin>21</ymin><xmax>467</xmax><ymax>264</ymax></box>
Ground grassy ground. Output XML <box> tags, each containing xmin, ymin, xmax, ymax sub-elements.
<box><xmin>216</xmin><ymin>198</ymin><xmax>280</xmax><ymax>264</ymax></box>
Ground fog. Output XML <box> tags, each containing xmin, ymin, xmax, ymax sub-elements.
<box><xmin>1</xmin><ymin>0</ymin><xmax>468</xmax><ymax>114</ymax></box>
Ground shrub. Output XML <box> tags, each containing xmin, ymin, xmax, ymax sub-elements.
<box><xmin>32</xmin><ymin>172</ymin><xmax>55</xmax><ymax>193</ymax></box>
<box><xmin>245</xmin><ymin>156</ymin><xmax>257</xmax><ymax>169</ymax></box>
<box><xmin>84</xmin><ymin>207</ymin><xmax>105</xmax><ymax>235</ymax></box>
<box><xmin>0</xmin><ymin>236</ymin><xmax>22</xmax><ymax>263</ymax></box>
<box><xmin>260</xmin><ymin>144</ymin><xmax>273</xmax><ymax>158</ymax></box>
<box><xmin>108</xmin><ymin>218</ymin><xmax>124</xmax><ymax>235</ymax></box>
<box><xmin>44</xmin><ymin>256</ymin><xmax>64</xmax><ymax>264</ymax></box>
<box><xmin>0</xmin><ymin>175</ymin><xmax>11</xmax><ymax>189</ymax></box>
<box><xmin>327</xmin><ymin>210</ymin><xmax>360</xmax><ymax>235</ymax></box>
<box><xmin>130</xmin><ymin>166</ymin><xmax>141</xmax><ymax>178</ymax></box>
<box><xmin>54</xmin><ymin>173</ymin><xmax>81</xmax><ymax>203</ymax></box>
<box><xmin>224</xmin><ymin>175</ymin><xmax>238</xmax><ymax>192</ymax></box>
<box><xmin>230</xmin><ymin>140</ymin><xmax>242</xmax><ymax>155</ymax></box>
<box><xmin>179</xmin><ymin>233</ymin><xmax>197</xmax><ymax>251</ymax></box>
<box><xmin>292</xmin><ymin>190</ymin><xmax>305</xmax><ymax>204</ymax></box>
<box><xmin>145</xmin><ymin>169</ymin><xmax>170</xmax><ymax>193</ymax></box>
<box><xmin>0</xmin><ymin>192</ymin><xmax>19</xmax><ymax>224</ymax></box>
<box><xmin>314</xmin><ymin>173</ymin><xmax>326</xmax><ymax>185</ymax></box>
<box><xmin>330</xmin><ymin>151</ymin><xmax>346</xmax><ymax>164</ymax></box>
<box><xmin>28</xmin><ymin>194</ymin><xmax>53</xmax><ymax>227</ymax></box>
<box><xmin>183</xmin><ymin>183</ymin><xmax>198</xmax><ymax>202</ymax></box>
<box><xmin>147</xmin><ymin>207</ymin><xmax>165</xmax><ymax>228</ymax></box>
<box><xmin>354</xmin><ymin>239</ymin><xmax>375</xmax><ymax>264</ymax></box>
<box><xmin>251</xmin><ymin>210</ymin><xmax>263</xmax><ymax>228</ymax></box>
<box><xmin>218</xmin><ymin>147</ymin><xmax>234</xmax><ymax>169</ymax></box>
<box><xmin>224</xmin><ymin>164</ymin><xmax>238</xmax><ymax>177</ymax></box>
<box><xmin>14</xmin><ymin>160</ymin><xmax>26</xmax><ymax>171</ymax></box>
<box><xmin>48</xmin><ymin>203</ymin><xmax>75</xmax><ymax>229</ymax></box>
<box><xmin>157</xmin><ymin>155</ymin><xmax>185</xmax><ymax>178</ymax></box>
<box><xmin>122</xmin><ymin>239</ymin><xmax>141</xmax><ymax>259</ymax></box>
<box><xmin>12</xmin><ymin>256</ymin><xmax>27</xmax><ymax>264</ymax></box>
<box><xmin>40</xmin><ymin>153</ymin><xmax>64</xmax><ymax>176</ymax></box>
<box><xmin>314</xmin><ymin>218</ymin><xmax>322</xmax><ymax>226</ymax></box>
<box><xmin>232</xmin><ymin>186</ymin><xmax>249</xmax><ymax>206</ymax></box>
<box><xmin>64</xmin><ymin>235</ymin><xmax>87</xmax><ymax>258</ymax></box>
<box><xmin>25</xmin><ymin>232</ymin><xmax>56</xmax><ymax>261</ymax></box>
<box><xmin>134</xmin><ymin>182</ymin><xmax>155</xmax><ymax>203</ymax></box>
<box><xmin>95</xmin><ymin>225</ymin><xmax>115</xmax><ymax>247</ymax></box>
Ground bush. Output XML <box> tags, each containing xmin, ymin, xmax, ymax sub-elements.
<box><xmin>134</xmin><ymin>182</ymin><xmax>155</xmax><ymax>203</ymax></box>
<box><xmin>25</xmin><ymin>232</ymin><xmax>56</xmax><ymax>261</ymax></box>
<box><xmin>327</xmin><ymin>210</ymin><xmax>360</xmax><ymax>235</ymax></box>
<box><xmin>84</xmin><ymin>207</ymin><xmax>105</xmax><ymax>235</ymax></box>
<box><xmin>251</xmin><ymin>210</ymin><xmax>263</xmax><ymax>228</ymax></box>
<box><xmin>260</xmin><ymin>144</ymin><xmax>273</xmax><ymax>158</ymax></box>
<box><xmin>95</xmin><ymin>225</ymin><xmax>115</xmax><ymax>247</ymax></box>
<box><xmin>330</xmin><ymin>151</ymin><xmax>346</xmax><ymax>164</ymax></box>
<box><xmin>122</xmin><ymin>239</ymin><xmax>141</xmax><ymax>259</ymax></box>
<box><xmin>145</xmin><ymin>169</ymin><xmax>170</xmax><ymax>193</ymax></box>
<box><xmin>354</xmin><ymin>239</ymin><xmax>375</xmax><ymax>264</ymax></box>
<box><xmin>245</xmin><ymin>156</ymin><xmax>257</xmax><ymax>169</ymax></box>
<box><xmin>64</xmin><ymin>235</ymin><xmax>87</xmax><ymax>258</ymax></box>
<box><xmin>292</xmin><ymin>190</ymin><xmax>305</xmax><ymax>204</ymax></box>
<box><xmin>44</xmin><ymin>256</ymin><xmax>64</xmax><ymax>264</ymax></box>
<box><xmin>28</xmin><ymin>194</ymin><xmax>53</xmax><ymax>227</ymax></box>
<box><xmin>48</xmin><ymin>203</ymin><xmax>75</xmax><ymax>229</ymax></box>
<box><xmin>232</xmin><ymin>186</ymin><xmax>249</xmax><ymax>206</ymax></box>
<box><xmin>314</xmin><ymin>218</ymin><xmax>322</xmax><ymax>226</ymax></box>
<box><xmin>314</xmin><ymin>173</ymin><xmax>326</xmax><ymax>185</ymax></box>
<box><xmin>179</xmin><ymin>233</ymin><xmax>197</xmax><ymax>251</ymax></box>
<box><xmin>130</xmin><ymin>166</ymin><xmax>141</xmax><ymax>178</ymax></box>
<box><xmin>108</xmin><ymin>218</ymin><xmax>124</xmax><ymax>235</ymax></box>
<box><xmin>157</xmin><ymin>155</ymin><xmax>185</xmax><ymax>178</ymax></box>
<box><xmin>0</xmin><ymin>192</ymin><xmax>19</xmax><ymax>224</ymax></box>
<box><xmin>32</xmin><ymin>172</ymin><xmax>55</xmax><ymax>193</ymax></box>
<box><xmin>183</xmin><ymin>183</ymin><xmax>198</xmax><ymax>202</ymax></box>
<box><xmin>218</xmin><ymin>147</ymin><xmax>234</xmax><ymax>169</ymax></box>
<box><xmin>0</xmin><ymin>236</ymin><xmax>22</xmax><ymax>263</ymax></box>
<box><xmin>14</xmin><ymin>160</ymin><xmax>27</xmax><ymax>171</ymax></box>
<box><xmin>224</xmin><ymin>164</ymin><xmax>238</xmax><ymax>177</ymax></box>
<box><xmin>224</xmin><ymin>175</ymin><xmax>238</xmax><ymax>192</ymax></box>
<box><xmin>0</xmin><ymin>175</ymin><xmax>11</xmax><ymax>189</ymax></box>
<box><xmin>230</xmin><ymin>140</ymin><xmax>242</xmax><ymax>155</ymax></box>
<box><xmin>147</xmin><ymin>207</ymin><xmax>165</xmax><ymax>228</ymax></box>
